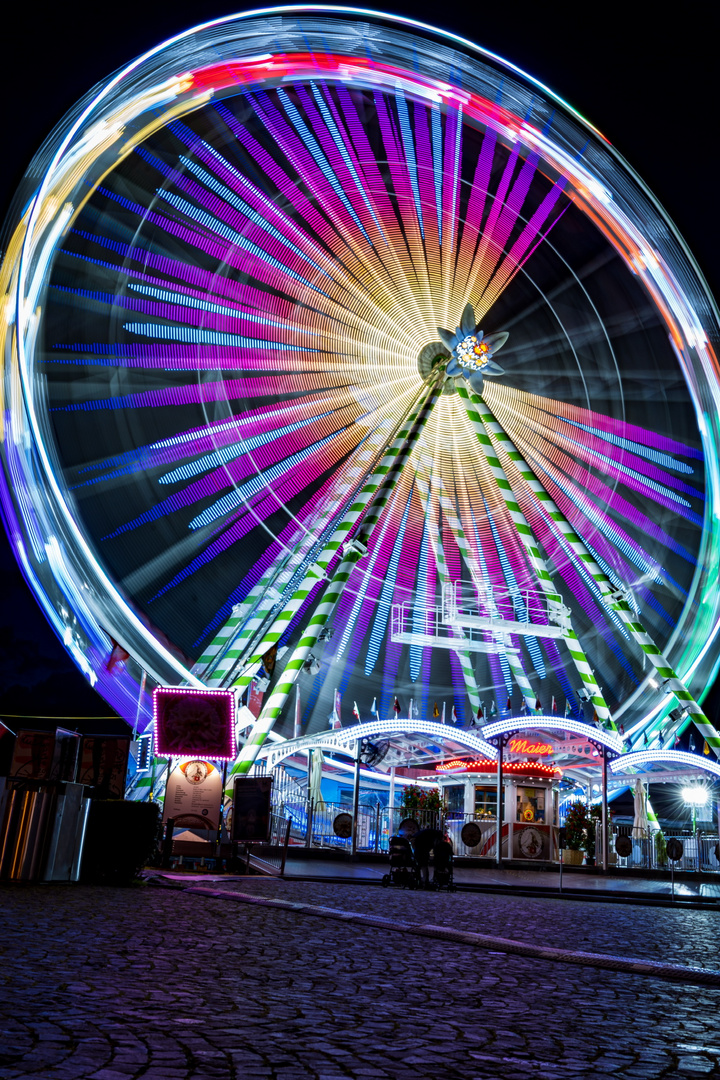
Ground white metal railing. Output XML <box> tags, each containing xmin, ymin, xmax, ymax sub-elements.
<box><xmin>442</xmin><ymin>580</ymin><xmax>570</xmax><ymax>639</ymax></box>
<box><xmin>390</xmin><ymin>602</ymin><xmax>518</xmax><ymax>654</ymax></box>
<box><xmin>611</xmin><ymin>830</ymin><xmax>720</xmax><ymax>873</ymax></box>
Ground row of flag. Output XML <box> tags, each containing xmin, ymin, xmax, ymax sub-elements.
<box><xmin>324</xmin><ymin>691</ymin><xmax>580</xmax><ymax>728</ymax></box>
<box><xmin>253</xmin><ymin>680</ymin><xmax>713</xmax><ymax>754</ymax></box>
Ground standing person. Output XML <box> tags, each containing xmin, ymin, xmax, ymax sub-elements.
<box><xmin>411</xmin><ymin>827</ymin><xmax>444</xmax><ymax>888</ymax></box>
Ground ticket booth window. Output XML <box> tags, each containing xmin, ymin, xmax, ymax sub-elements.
<box><xmin>516</xmin><ymin>786</ymin><xmax>545</xmax><ymax>823</ymax></box>
<box><xmin>445</xmin><ymin>785</ymin><xmax>464</xmax><ymax>812</ymax></box>
<box><xmin>474</xmin><ymin>786</ymin><xmax>499</xmax><ymax>819</ymax></box>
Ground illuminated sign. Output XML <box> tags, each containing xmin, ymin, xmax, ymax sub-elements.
<box><xmin>481</xmin><ymin>715</ymin><xmax>624</xmax><ymax>755</ymax></box>
<box><xmin>154</xmin><ymin>686</ymin><xmax>236</xmax><ymax>760</ymax></box>
<box><xmin>508</xmin><ymin>737</ymin><xmax>553</xmax><ymax>755</ymax></box>
<box><xmin>436</xmin><ymin>758</ymin><xmax>560</xmax><ymax>776</ymax></box>
<box><xmin>436</xmin><ymin>758</ymin><xmax>495</xmax><ymax>772</ymax></box>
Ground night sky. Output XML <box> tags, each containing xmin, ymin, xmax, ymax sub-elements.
<box><xmin>0</xmin><ymin>1</ymin><xmax>717</xmax><ymax>733</ymax></box>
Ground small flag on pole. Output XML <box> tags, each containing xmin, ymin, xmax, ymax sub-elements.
<box><xmin>476</xmin><ymin>702</ymin><xmax>484</xmax><ymax>723</ymax></box>
<box><xmin>551</xmin><ymin>695</ymin><xmax>557</xmax><ymax>715</ymax></box>
<box><xmin>331</xmin><ymin>688</ymin><xmax>342</xmax><ymax>729</ymax></box>
<box><xmin>520</xmin><ymin>699</ymin><xmax>528</xmax><ymax>715</ymax></box>
<box><xmin>657</xmin><ymin>730</ymin><xmax>664</xmax><ymax>749</ymax></box>
<box><xmin>506</xmin><ymin>696</ymin><xmax>512</xmax><ymax>713</ymax></box>
<box><xmin>433</xmin><ymin>701</ymin><xmax>440</xmax><ymax>719</ymax></box>
<box><xmin>490</xmin><ymin>700</ymin><xmax>497</xmax><ymax>717</ymax></box>
<box><xmin>703</xmin><ymin>739</ymin><xmax>710</xmax><ymax>756</ymax></box>
<box><xmin>409</xmin><ymin>698</ymin><xmax>415</xmax><ymax>720</ymax></box>
<box><xmin>441</xmin><ymin>702</ymin><xmax>446</xmax><ymax>724</ymax></box>
<box><xmin>674</xmin><ymin>733</ymin><xmax>681</xmax><ymax>748</ymax></box>
<box><xmin>564</xmin><ymin>698</ymin><xmax>571</xmax><ymax>718</ymax></box>
<box><xmin>393</xmin><ymin>696</ymin><xmax>401</xmax><ymax>717</ymax></box>
<box><xmin>689</xmin><ymin>734</ymin><xmax>696</xmax><ymax>752</ymax></box>
<box><xmin>370</xmin><ymin>697</ymin><xmax>377</xmax><ymax>717</ymax></box>
<box><xmin>294</xmin><ymin>683</ymin><xmax>301</xmax><ymax>740</ymax></box>
<box><xmin>534</xmin><ymin>696</ymin><xmax>542</xmax><ymax>713</ymax></box>
<box><xmin>452</xmin><ymin>704</ymin><xmax>459</xmax><ymax>725</ymax></box>
<box><xmin>353</xmin><ymin>701</ymin><xmax>360</xmax><ymax>721</ymax></box>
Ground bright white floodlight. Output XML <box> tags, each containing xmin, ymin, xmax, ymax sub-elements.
<box><xmin>681</xmin><ymin>786</ymin><xmax>708</xmax><ymax>807</ymax></box>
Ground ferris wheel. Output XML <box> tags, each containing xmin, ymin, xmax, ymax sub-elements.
<box><xmin>1</xmin><ymin>7</ymin><xmax>719</xmax><ymax>772</ymax></box>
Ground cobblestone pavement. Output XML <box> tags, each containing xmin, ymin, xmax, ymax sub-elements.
<box><xmin>207</xmin><ymin>876</ymin><xmax>720</xmax><ymax>971</ymax></box>
<box><xmin>1</xmin><ymin>879</ymin><xmax>719</xmax><ymax>1080</ymax></box>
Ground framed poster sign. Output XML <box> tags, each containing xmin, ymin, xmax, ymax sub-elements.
<box><xmin>231</xmin><ymin>776</ymin><xmax>272</xmax><ymax>843</ymax></box>
<box><xmin>162</xmin><ymin>760</ymin><xmax>222</xmax><ymax>831</ymax></box>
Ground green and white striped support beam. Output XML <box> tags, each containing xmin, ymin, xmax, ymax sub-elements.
<box><xmin>225</xmin><ymin>375</ymin><xmax>444</xmax><ymax>696</ymax></box>
<box><xmin>457</xmin><ymin>385</ymin><xmax>615</xmax><ymax>729</ymax></box>
<box><xmin>228</xmin><ymin>372</ymin><xmax>446</xmax><ymax>779</ymax></box>
<box><xmin>422</xmin><ymin>463</ymin><xmax>536</xmax><ymax>714</ymax></box>
<box><xmin>200</xmin><ymin>456</ymin><xmax>375</xmax><ymax>687</ymax></box>
<box><xmin>198</xmin><ymin>394</ymin><xmax>433</xmax><ymax>687</ymax></box>
<box><xmin>474</xmin><ymin>390</ymin><xmax>720</xmax><ymax>756</ymax></box>
<box><xmin>200</xmin><ymin>537</ymin><xmax>319</xmax><ymax>687</ymax></box>
<box><xmin>414</xmin><ymin>468</ymin><xmax>481</xmax><ymax>714</ymax></box>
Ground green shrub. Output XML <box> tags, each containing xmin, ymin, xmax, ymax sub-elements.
<box><xmin>563</xmin><ymin>801</ymin><xmax>588</xmax><ymax>851</ymax></box>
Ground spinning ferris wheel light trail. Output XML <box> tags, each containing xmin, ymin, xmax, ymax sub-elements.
<box><xmin>1</xmin><ymin>7</ymin><xmax>719</xmax><ymax>795</ymax></box>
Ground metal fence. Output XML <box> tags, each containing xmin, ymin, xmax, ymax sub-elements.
<box><xmin>609</xmin><ymin>830</ymin><xmax>720</xmax><ymax>873</ymax></box>
<box><xmin>270</xmin><ymin>797</ymin><xmax>500</xmax><ymax>855</ymax></box>
<box><xmin>246</xmin><ymin>812</ymin><xmax>292</xmax><ymax>876</ymax></box>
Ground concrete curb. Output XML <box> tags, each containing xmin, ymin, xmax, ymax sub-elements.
<box><xmin>154</xmin><ymin>877</ymin><xmax>720</xmax><ymax>988</ymax></box>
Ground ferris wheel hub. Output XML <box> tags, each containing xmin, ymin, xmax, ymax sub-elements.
<box><xmin>438</xmin><ymin>303</ymin><xmax>509</xmax><ymax>397</ymax></box>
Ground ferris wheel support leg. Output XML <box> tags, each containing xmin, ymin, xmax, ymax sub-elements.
<box><xmin>458</xmin><ymin>385</ymin><xmax>616</xmax><ymax>728</ymax></box>
<box><xmin>201</xmin><ymin>534</ymin><xmax>320</xmax><ymax>686</ymax></box>
<box><xmin>227</xmin><ymin>373</ymin><xmax>446</xmax><ymax>780</ymax></box>
<box><xmin>469</xmin><ymin>389</ymin><xmax>720</xmax><ymax>756</ymax></box>
<box><xmin>425</xmin><ymin>466</ymin><xmax>536</xmax><ymax>714</ymax></box>
<box><xmin>414</xmin><ymin>468</ymin><xmax>481</xmax><ymax>715</ymax></box>
<box><xmin>224</xmin><ymin>374</ymin><xmax>445</xmax><ymax>697</ymax></box>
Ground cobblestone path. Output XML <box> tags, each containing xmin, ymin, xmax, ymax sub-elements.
<box><xmin>1</xmin><ymin>879</ymin><xmax>719</xmax><ymax>1079</ymax></box>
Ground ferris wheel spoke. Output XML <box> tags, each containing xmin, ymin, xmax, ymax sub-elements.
<box><xmin>495</xmin><ymin>389</ymin><xmax>704</xmax><ymax>522</ymax></box>
<box><xmin>456</xmin><ymin>382</ymin><xmax>615</xmax><ymax>727</ymax></box>
<box><xmin>227</xmin><ymin>373</ymin><xmax>444</xmax><ymax>690</ymax></box>
<box><xmin>197</xmin><ymin>378</ymin><xmax>430</xmax><ymax>675</ymax></box>
<box><xmin>473</xmin><ymin>389</ymin><xmax>720</xmax><ymax>753</ymax></box>
<box><xmin>230</xmin><ymin>370</ymin><xmax>445</xmax><ymax>773</ymax></box>
<box><xmin>487</xmin><ymin>391</ymin><xmax>696</xmax><ymax>622</ymax></box>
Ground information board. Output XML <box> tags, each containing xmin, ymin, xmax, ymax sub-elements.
<box><xmin>163</xmin><ymin>760</ymin><xmax>222</xmax><ymax>832</ymax></box>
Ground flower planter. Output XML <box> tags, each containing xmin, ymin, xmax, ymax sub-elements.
<box><xmin>562</xmin><ymin>848</ymin><xmax>584</xmax><ymax>866</ymax></box>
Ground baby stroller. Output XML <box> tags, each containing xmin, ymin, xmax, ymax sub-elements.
<box><xmin>431</xmin><ymin>839</ymin><xmax>456</xmax><ymax>892</ymax></box>
<box><xmin>382</xmin><ymin>835</ymin><xmax>421</xmax><ymax>889</ymax></box>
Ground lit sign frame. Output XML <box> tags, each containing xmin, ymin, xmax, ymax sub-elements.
<box><xmin>153</xmin><ymin>686</ymin><xmax>236</xmax><ymax>760</ymax></box>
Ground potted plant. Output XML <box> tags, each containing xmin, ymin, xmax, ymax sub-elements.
<box><xmin>401</xmin><ymin>785</ymin><xmax>443</xmax><ymax>828</ymax></box>
<box><xmin>654</xmin><ymin>829</ymin><xmax>668</xmax><ymax>867</ymax></box>
<box><xmin>562</xmin><ymin>801</ymin><xmax>588</xmax><ymax>865</ymax></box>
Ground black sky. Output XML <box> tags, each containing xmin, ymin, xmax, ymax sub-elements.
<box><xmin>0</xmin><ymin>1</ymin><xmax>717</xmax><ymax>729</ymax></box>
